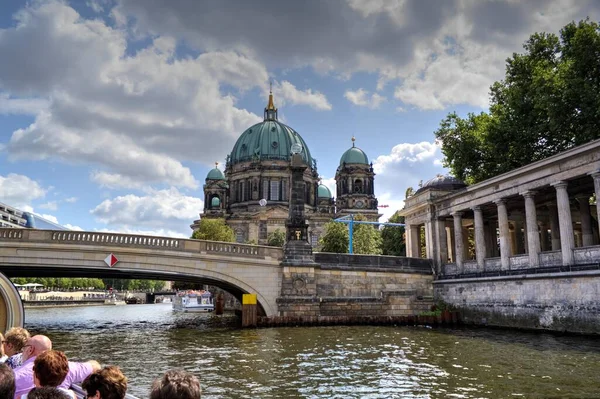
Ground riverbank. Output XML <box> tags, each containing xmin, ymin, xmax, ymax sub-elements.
<box><xmin>24</xmin><ymin>299</ymin><xmax>112</xmax><ymax>308</ymax></box>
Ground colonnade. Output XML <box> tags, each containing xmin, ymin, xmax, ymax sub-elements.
<box><xmin>406</xmin><ymin>173</ymin><xmax>600</xmax><ymax>273</ymax></box>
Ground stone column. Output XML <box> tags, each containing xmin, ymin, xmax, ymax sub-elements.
<box><xmin>577</xmin><ymin>195</ymin><xmax>594</xmax><ymax>247</ymax></box>
<box><xmin>552</xmin><ymin>181</ymin><xmax>575</xmax><ymax>265</ymax></box>
<box><xmin>405</xmin><ymin>223</ymin><xmax>413</xmax><ymax>257</ymax></box>
<box><xmin>494</xmin><ymin>199</ymin><xmax>511</xmax><ymax>270</ymax></box>
<box><xmin>522</xmin><ymin>190</ymin><xmax>540</xmax><ymax>267</ymax></box>
<box><xmin>472</xmin><ymin>206</ymin><xmax>486</xmax><ymax>270</ymax></box>
<box><xmin>410</xmin><ymin>225</ymin><xmax>420</xmax><ymax>258</ymax></box>
<box><xmin>424</xmin><ymin>221</ymin><xmax>434</xmax><ymax>259</ymax></box>
<box><xmin>452</xmin><ymin>212</ymin><xmax>464</xmax><ymax>272</ymax></box>
<box><xmin>547</xmin><ymin>203</ymin><xmax>561</xmax><ymax>251</ymax></box>
<box><xmin>538</xmin><ymin>221</ymin><xmax>549</xmax><ymax>252</ymax></box>
<box><xmin>591</xmin><ymin>172</ymin><xmax>600</xmax><ymax>240</ymax></box>
<box><xmin>445</xmin><ymin>225</ymin><xmax>454</xmax><ymax>262</ymax></box>
<box><xmin>435</xmin><ymin>219</ymin><xmax>448</xmax><ymax>273</ymax></box>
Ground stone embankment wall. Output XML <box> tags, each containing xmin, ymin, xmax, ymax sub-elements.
<box><xmin>435</xmin><ymin>271</ymin><xmax>600</xmax><ymax>334</ymax></box>
<box><xmin>276</xmin><ymin>253</ymin><xmax>434</xmax><ymax>323</ymax></box>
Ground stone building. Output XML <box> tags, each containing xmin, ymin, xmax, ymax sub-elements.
<box><xmin>399</xmin><ymin>139</ymin><xmax>600</xmax><ymax>275</ymax></box>
<box><xmin>192</xmin><ymin>90</ymin><xmax>380</xmax><ymax>245</ymax></box>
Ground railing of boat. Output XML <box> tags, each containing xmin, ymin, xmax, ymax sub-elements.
<box><xmin>71</xmin><ymin>384</ymin><xmax>139</xmax><ymax>399</ymax></box>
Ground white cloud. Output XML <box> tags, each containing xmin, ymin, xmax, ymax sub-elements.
<box><xmin>90</xmin><ymin>187</ymin><xmax>203</xmax><ymax>235</ymax></box>
<box><xmin>275</xmin><ymin>81</ymin><xmax>332</xmax><ymax>111</ymax></box>
<box><xmin>1</xmin><ymin>1</ymin><xmax>265</xmax><ymax>188</ymax></box>
<box><xmin>64</xmin><ymin>223</ymin><xmax>84</xmax><ymax>231</ymax></box>
<box><xmin>344</xmin><ymin>88</ymin><xmax>386</xmax><ymax>109</ymax></box>
<box><xmin>64</xmin><ymin>197</ymin><xmax>78</xmax><ymax>203</ymax></box>
<box><xmin>373</xmin><ymin>141</ymin><xmax>448</xmax><ymax>220</ymax></box>
<box><xmin>0</xmin><ymin>174</ymin><xmax>46</xmax><ymax>208</ymax></box>
<box><xmin>95</xmin><ymin>227</ymin><xmax>188</xmax><ymax>239</ymax></box>
<box><xmin>373</xmin><ymin>141</ymin><xmax>442</xmax><ymax>174</ymax></box>
<box><xmin>40</xmin><ymin>201</ymin><xmax>58</xmax><ymax>211</ymax></box>
<box><xmin>0</xmin><ymin>93</ymin><xmax>48</xmax><ymax>115</ymax></box>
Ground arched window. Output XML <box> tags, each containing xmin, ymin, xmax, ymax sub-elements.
<box><xmin>210</xmin><ymin>196</ymin><xmax>220</xmax><ymax>209</ymax></box>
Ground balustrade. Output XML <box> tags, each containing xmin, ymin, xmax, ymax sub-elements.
<box><xmin>0</xmin><ymin>228</ymin><xmax>282</xmax><ymax>261</ymax></box>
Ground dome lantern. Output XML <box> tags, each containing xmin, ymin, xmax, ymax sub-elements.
<box><xmin>264</xmin><ymin>81</ymin><xmax>278</xmax><ymax>121</ymax></box>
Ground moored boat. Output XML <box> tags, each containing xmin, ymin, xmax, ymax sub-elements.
<box><xmin>173</xmin><ymin>290</ymin><xmax>214</xmax><ymax>312</ymax></box>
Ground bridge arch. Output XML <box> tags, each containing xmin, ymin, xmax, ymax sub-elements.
<box><xmin>0</xmin><ymin>229</ymin><xmax>284</xmax><ymax>326</ymax></box>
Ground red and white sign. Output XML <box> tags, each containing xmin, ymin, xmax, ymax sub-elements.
<box><xmin>104</xmin><ymin>253</ymin><xmax>119</xmax><ymax>268</ymax></box>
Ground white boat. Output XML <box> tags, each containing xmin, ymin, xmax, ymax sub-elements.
<box><xmin>173</xmin><ymin>290</ymin><xmax>214</xmax><ymax>312</ymax></box>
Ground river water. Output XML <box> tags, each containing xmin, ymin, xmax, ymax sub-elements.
<box><xmin>24</xmin><ymin>304</ymin><xmax>600</xmax><ymax>398</ymax></box>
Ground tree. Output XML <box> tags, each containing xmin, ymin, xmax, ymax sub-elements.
<box><xmin>353</xmin><ymin>221</ymin><xmax>382</xmax><ymax>255</ymax></box>
<box><xmin>267</xmin><ymin>229</ymin><xmax>286</xmax><ymax>247</ymax></box>
<box><xmin>191</xmin><ymin>218</ymin><xmax>235</xmax><ymax>242</ymax></box>
<box><xmin>381</xmin><ymin>212</ymin><xmax>405</xmax><ymax>256</ymax></box>
<box><xmin>319</xmin><ymin>221</ymin><xmax>349</xmax><ymax>253</ymax></box>
<box><xmin>319</xmin><ymin>215</ymin><xmax>383</xmax><ymax>254</ymax></box>
<box><xmin>435</xmin><ymin>19</ymin><xmax>600</xmax><ymax>184</ymax></box>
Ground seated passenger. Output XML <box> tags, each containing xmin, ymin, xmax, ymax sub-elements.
<box><xmin>20</xmin><ymin>350</ymin><xmax>76</xmax><ymax>398</ymax></box>
<box><xmin>24</xmin><ymin>387</ymin><xmax>70</xmax><ymax>399</ymax></box>
<box><xmin>4</xmin><ymin>327</ymin><xmax>30</xmax><ymax>369</ymax></box>
<box><xmin>82</xmin><ymin>365</ymin><xmax>128</xmax><ymax>399</ymax></box>
<box><xmin>150</xmin><ymin>369</ymin><xmax>201</xmax><ymax>399</ymax></box>
<box><xmin>14</xmin><ymin>335</ymin><xmax>100</xmax><ymax>399</ymax></box>
<box><xmin>0</xmin><ymin>363</ymin><xmax>16</xmax><ymax>398</ymax></box>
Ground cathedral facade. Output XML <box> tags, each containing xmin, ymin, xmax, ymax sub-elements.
<box><xmin>191</xmin><ymin>91</ymin><xmax>380</xmax><ymax>246</ymax></box>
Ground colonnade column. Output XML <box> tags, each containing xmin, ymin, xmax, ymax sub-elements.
<box><xmin>552</xmin><ymin>181</ymin><xmax>575</xmax><ymax>265</ymax></box>
<box><xmin>547</xmin><ymin>203</ymin><xmax>561</xmax><ymax>251</ymax></box>
<box><xmin>445</xmin><ymin>224</ymin><xmax>454</xmax><ymax>262</ymax></box>
<box><xmin>522</xmin><ymin>191</ymin><xmax>540</xmax><ymax>267</ymax></box>
<box><xmin>435</xmin><ymin>219</ymin><xmax>448</xmax><ymax>273</ymax></box>
<box><xmin>472</xmin><ymin>206</ymin><xmax>486</xmax><ymax>270</ymax></box>
<box><xmin>591</xmin><ymin>172</ymin><xmax>600</xmax><ymax>237</ymax></box>
<box><xmin>494</xmin><ymin>199</ymin><xmax>511</xmax><ymax>270</ymax></box>
<box><xmin>452</xmin><ymin>212</ymin><xmax>464</xmax><ymax>272</ymax></box>
<box><xmin>424</xmin><ymin>221</ymin><xmax>434</xmax><ymax>259</ymax></box>
<box><xmin>577</xmin><ymin>195</ymin><xmax>594</xmax><ymax>247</ymax></box>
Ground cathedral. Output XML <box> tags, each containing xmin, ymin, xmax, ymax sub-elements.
<box><xmin>191</xmin><ymin>90</ymin><xmax>380</xmax><ymax>246</ymax></box>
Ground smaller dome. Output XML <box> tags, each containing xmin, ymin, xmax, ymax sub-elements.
<box><xmin>211</xmin><ymin>197</ymin><xmax>221</xmax><ymax>207</ymax></box>
<box><xmin>317</xmin><ymin>184</ymin><xmax>332</xmax><ymax>198</ymax></box>
<box><xmin>419</xmin><ymin>175</ymin><xmax>466</xmax><ymax>192</ymax></box>
<box><xmin>339</xmin><ymin>137</ymin><xmax>369</xmax><ymax>166</ymax></box>
<box><xmin>206</xmin><ymin>165</ymin><xmax>225</xmax><ymax>180</ymax></box>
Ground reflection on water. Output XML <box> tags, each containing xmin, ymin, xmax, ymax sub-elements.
<box><xmin>25</xmin><ymin>304</ymin><xmax>600</xmax><ymax>398</ymax></box>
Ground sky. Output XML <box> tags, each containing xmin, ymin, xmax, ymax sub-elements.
<box><xmin>0</xmin><ymin>0</ymin><xmax>599</xmax><ymax>238</ymax></box>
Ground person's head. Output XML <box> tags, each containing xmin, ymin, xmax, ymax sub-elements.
<box><xmin>0</xmin><ymin>363</ymin><xmax>15</xmax><ymax>398</ymax></box>
<box><xmin>22</xmin><ymin>334</ymin><xmax>52</xmax><ymax>362</ymax></box>
<box><xmin>33</xmin><ymin>350</ymin><xmax>69</xmax><ymax>387</ymax></box>
<box><xmin>26</xmin><ymin>386</ymin><xmax>70</xmax><ymax>399</ymax></box>
<box><xmin>3</xmin><ymin>327</ymin><xmax>30</xmax><ymax>357</ymax></box>
<box><xmin>150</xmin><ymin>369</ymin><xmax>201</xmax><ymax>399</ymax></box>
<box><xmin>0</xmin><ymin>333</ymin><xmax>5</xmax><ymax>357</ymax></box>
<box><xmin>82</xmin><ymin>366</ymin><xmax>128</xmax><ymax>399</ymax></box>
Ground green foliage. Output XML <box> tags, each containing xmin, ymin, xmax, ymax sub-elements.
<box><xmin>267</xmin><ymin>229</ymin><xmax>286</xmax><ymax>247</ymax></box>
<box><xmin>353</xmin><ymin>222</ymin><xmax>382</xmax><ymax>255</ymax></box>
<box><xmin>102</xmin><ymin>279</ymin><xmax>166</xmax><ymax>291</ymax></box>
<box><xmin>435</xmin><ymin>19</ymin><xmax>600</xmax><ymax>184</ymax></box>
<box><xmin>320</xmin><ymin>215</ymin><xmax>383</xmax><ymax>255</ymax></box>
<box><xmin>381</xmin><ymin>212</ymin><xmax>405</xmax><ymax>256</ymax></box>
<box><xmin>319</xmin><ymin>221</ymin><xmax>349</xmax><ymax>253</ymax></box>
<box><xmin>11</xmin><ymin>277</ymin><xmax>105</xmax><ymax>290</ymax></box>
<box><xmin>191</xmin><ymin>218</ymin><xmax>235</xmax><ymax>242</ymax></box>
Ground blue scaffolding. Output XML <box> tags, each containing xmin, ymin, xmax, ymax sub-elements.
<box><xmin>333</xmin><ymin>214</ymin><xmax>405</xmax><ymax>254</ymax></box>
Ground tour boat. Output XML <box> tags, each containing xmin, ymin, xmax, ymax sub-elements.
<box><xmin>173</xmin><ymin>290</ymin><xmax>214</xmax><ymax>312</ymax></box>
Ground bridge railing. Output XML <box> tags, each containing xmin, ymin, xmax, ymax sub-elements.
<box><xmin>0</xmin><ymin>228</ymin><xmax>284</xmax><ymax>261</ymax></box>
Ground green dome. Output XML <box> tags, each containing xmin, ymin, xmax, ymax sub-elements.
<box><xmin>206</xmin><ymin>167</ymin><xmax>225</xmax><ymax>180</ymax></box>
<box><xmin>229</xmin><ymin>120</ymin><xmax>314</xmax><ymax>169</ymax></box>
<box><xmin>339</xmin><ymin>146</ymin><xmax>369</xmax><ymax>166</ymax></box>
<box><xmin>317</xmin><ymin>184</ymin><xmax>332</xmax><ymax>198</ymax></box>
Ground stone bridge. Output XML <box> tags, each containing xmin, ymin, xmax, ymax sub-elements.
<box><xmin>0</xmin><ymin>228</ymin><xmax>434</xmax><ymax>331</ymax></box>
